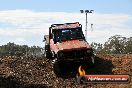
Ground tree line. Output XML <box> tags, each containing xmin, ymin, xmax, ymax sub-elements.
<box><xmin>91</xmin><ymin>35</ymin><xmax>132</xmax><ymax>54</ymax></box>
<box><xmin>0</xmin><ymin>35</ymin><xmax>132</xmax><ymax>57</ymax></box>
<box><xmin>0</xmin><ymin>42</ymin><xmax>43</xmax><ymax>57</ymax></box>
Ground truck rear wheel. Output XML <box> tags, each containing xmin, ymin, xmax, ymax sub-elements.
<box><xmin>44</xmin><ymin>51</ymin><xmax>51</xmax><ymax>59</ymax></box>
<box><xmin>44</xmin><ymin>45</ymin><xmax>52</xmax><ymax>59</ymax></box>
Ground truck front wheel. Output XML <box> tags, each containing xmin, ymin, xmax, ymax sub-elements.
<box><xmin>84</xmin><ymin>55</ymin><xmax>95</xmax><ymax>67</ymax></box>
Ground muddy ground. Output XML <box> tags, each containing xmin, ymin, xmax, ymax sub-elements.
<box><xmin>0</xmin><ymin>54</ymin><xmax>132</xmax><ymax>88</ymax></box>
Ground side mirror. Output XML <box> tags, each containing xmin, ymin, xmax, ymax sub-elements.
<box><xmin>43</xmin><ymin>36</ymin><xmax>46</xmax><ymax>42</ymax></box>
<box><xmin>43</xmin><ymin>39</ymin><xmax>45</xmax><ymax>42</ymax></box>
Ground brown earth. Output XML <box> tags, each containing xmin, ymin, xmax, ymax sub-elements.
<box><xmin>0</xmin><ymin>54</ymin><xmax>132</xmax><ymax>88</ymax></box>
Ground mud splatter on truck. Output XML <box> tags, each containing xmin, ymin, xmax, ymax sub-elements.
<box><xmin>43</xmin><ymin>22</ymin><xmax>95</xmax><ymax>65</ymax></box>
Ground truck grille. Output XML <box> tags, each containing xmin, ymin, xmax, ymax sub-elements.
<box><xmin>64</xmin><ymin>51</ymin><xmax>84</xmax><ymax>58</ymax></box>
<box><xmin>62</xmin><ymin>50</ymin><xmax>86</xmax><ymax>58</ymax></box>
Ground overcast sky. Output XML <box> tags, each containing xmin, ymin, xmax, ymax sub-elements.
<box><xmin>0</xmin><ymin>0</ymin><xmax>132</xmax><ymax>47</ymax></box>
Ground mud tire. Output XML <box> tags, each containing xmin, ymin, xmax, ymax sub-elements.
<box><xmin>83</xmin><ymin>55</ymin><xmax>95</xmax><ymax>68</ymax></box>
<box><xmin>44</xmin><ymin>45</ymin><xmax>52</xmax><ymax>59</ymax></box>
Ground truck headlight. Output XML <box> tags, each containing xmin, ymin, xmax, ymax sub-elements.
<box><xmin>86</xmin><ymin>50</ymin><xmax>91</xmax><ymax>53</ymax></box>
<box><xmin>84</xmin><ymin>50</ymin><xmax>92</xmax><ymax>56</ymax></box>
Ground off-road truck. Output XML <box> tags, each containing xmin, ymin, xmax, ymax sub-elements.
<box><xmin>43</xmin><ymin>22</ymin><xmax>95</xmax><ymax>65</ymax></box>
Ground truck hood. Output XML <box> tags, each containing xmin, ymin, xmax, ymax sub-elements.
<box><xmin>56</xmin><ymin>40</ymin><xmax>91</xmax><ymax>51</ymax></box>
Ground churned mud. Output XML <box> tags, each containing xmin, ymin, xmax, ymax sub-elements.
<box><xmin>0</xmin><ymin>54</ymin><xmax>132</xmax><ymax>88</ymax></box>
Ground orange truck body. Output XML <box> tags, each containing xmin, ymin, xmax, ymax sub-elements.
<box><xmin>44</xmin><ymin>22</ymin><xmax>94</xmax><ymax>63</ymax></box>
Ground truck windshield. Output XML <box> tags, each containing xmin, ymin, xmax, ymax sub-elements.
<box><xmin>53</xmin><ymin>28</ymin><xmax>84</xmax><ymax>42</ymax></box>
